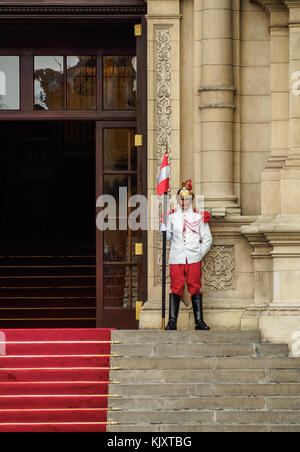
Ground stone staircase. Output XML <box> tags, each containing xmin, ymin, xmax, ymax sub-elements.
<box><xmin>107</xmin><ymin>330</ymin><xmax>300</xmax><ymax>432</ymax></box>
<box><xmin>0</xmin><ymin>247</ymin><xmax>96</xmax><ymax>328</ymax></box>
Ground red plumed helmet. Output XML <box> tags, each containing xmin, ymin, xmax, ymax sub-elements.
<box><xmin>185</xmin><ymin>179</ymin><xmax>193</xmax><ymax>192</ymax></box>
<box><xmin>178</xmin><ymin>179</ymin><xmax>194</xmax><ymax>198</ymax></box>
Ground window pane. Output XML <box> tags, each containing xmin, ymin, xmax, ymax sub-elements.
<box><xmin>103</xmin><ymin>175</ymin><xmax>137</xmax><ymax>214</ymax></box>
<box><xmin>104</xmin><ymin>128</ymin><xmax>136</xmax><ymax>171</ymax></box>
<box><xmin>130</xmin><ymin>174</ymin><xmax>138</xmax><ymax>197</ymax></box>
<box><xmin>103</xmin><ymin>175</ymin><xmax>128</xmax><ymax>200</ymax></box>
<box><xmin>67</xmin><ymin>56</ymin><xmax>96</xmax><ymax>110</ymax></box>
<box><xmin>34</xmin><ymin>56</ymin><xmax>64</xmax><ymax>110</ymax></box>
<box><xmin>104</xmin><ymin>266</ymin><xmax>132</xmax><ymax>308</ymax></box>
<box><xmin>132</xmin><ymin>266</ymin><xmax>139</xmax><ymax>309</ymax></box>
<box><xmin>103</xmin><ymin>56</ymin><xmax>137</xmax><ymax>111</ymax></box>
<box><xmin>104</xmin><ymin>229</ymin><xmax>140</xmax><ymax>263</ymax></box>
<box><xmin>0</xmin><ymin>56</ymin><xmax>19</xmax><ymax>110</ymax></box>
<box><xmin>104</xmin><ymin>230</ymin><xmax>129</xmax><ymax>262</ymax></box>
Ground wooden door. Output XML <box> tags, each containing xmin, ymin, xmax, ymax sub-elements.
<box><xmin>96</xmin><ymin>123</ymin><xmax>144</xmax><ymax>329</ymax></box>
<box><xmin>96</xmin><ymin>31</ymin><xmax>147</xmax><ymax>328</ymax></box>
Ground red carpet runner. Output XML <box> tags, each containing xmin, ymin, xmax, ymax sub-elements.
<box><xmin>0</xmin><ymin>329</ymin><xmax>116</xmax><ymax>432</ymax></box>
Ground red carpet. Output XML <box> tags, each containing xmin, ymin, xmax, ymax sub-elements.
<box><xmin>0</xmin><ymin>329</ymin><xmax>116</xmax><ymax>432</ymax></box>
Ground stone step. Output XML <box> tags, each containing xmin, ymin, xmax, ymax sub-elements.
<box><xmin>212</xmin><ymin>357</ymin><xmax>300</xmax><ymax>370</ymax></box>
<box><xmin>111</xmin><ymin>330</ymin><xmax>262</xmax><ymax>344</ymax></box>
<box><xmin>111</xmin><ymin>356</ymin><xmax>300</xmax><ymax>370</ymax></box>
<box><xmin>266</xmin><ymin>397</ymin><xmax>300</xmax><ymax>410</ymax></box>
<box><xmin>108</xmin><ymin>396</ymin><xmax>265</xmax><ymax>411</ymax></box>
<box><xmin>267</xmin><ymin>370</ymin><xmax>300</xmax><ymax>383</ymax></box>
<box><xmin>111</xmin><ymin>369</ymin><xmax>267</xmax><ymax>384</ymax></box>
<box><xmin>110</xmin><ymin>383</ymin><xmax>300</xmax><ymax>397</ymax></box>
<box><xmin>111</xmin><ymin>343</ymin><xmax>289</xmax><ymax>358</ymax></box>
<box><xmin>213</xmin><ymin>384</ymin><xmax>300</xmax><ymax>397</ymax></box>
<box><xmin>108</xmin><ymin>410</ymin><xmax>300</xmax><ymax>426</ymax></box>
<box><xmin>106</xmin><ymin>424</ymin><xmax>300</xmax><ymax>433</ymax></box>
<box><xmin>111</xmin><ymin>369</ymin><xmax>300</xmax><ymax>384</ymax></box>
<box><xmin>109</xmin><ymin>410</ymin><xmax>214</xmax><ymax>425</ymax></box>
<box><xmin>216</xmin><ymin>410</ymin><xmax>300</xmax><ymax>425</ymax></box>
<box><xmin>110</xmin><ymin>383</ymin><xmax>211</xmax><ymax>397</ymax></box>
<box><xmin>107</xmin><ymin>330</ymin><xmax>300</xmax><ymax>432</ymax></box>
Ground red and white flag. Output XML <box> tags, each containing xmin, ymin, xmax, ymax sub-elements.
<box><xmin>157</xmin><ymin>153</ymin><xmax>170</xmax><ymax>196</ymax></box>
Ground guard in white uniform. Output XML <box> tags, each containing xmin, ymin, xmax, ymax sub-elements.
<box><xmin>161</xmin><ymin>180</ymin><xmax>213</xmax><ymax>330</ymax></box>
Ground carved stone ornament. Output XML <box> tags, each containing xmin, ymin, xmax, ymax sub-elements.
<box><xmin>155</xmin><ymin>27</ymin><xmax>172</xmax><ymax>285</ymax></box>
<box><xmin>156</xmin><ymin>28</ymin><xmax>171</xmax><ymax>163</ymax></box>
<box><xmin>156</xmin><ymin>244</ymin><xmax>235</xmax><ymax>291</ymax></box>
<box><xmin>202</xmin><ymin>245</ymin><xmax>235</xmax><ymax>291</ymax></box>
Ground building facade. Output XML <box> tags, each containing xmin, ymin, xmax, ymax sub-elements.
<box><xmin>141</xmin><ymin>0</ymin><xmax>300</xmax><ymax>354</ymax></box>
<box><xmin>0</xmin><ymin>0</ymin><xmax>300</xmax><ymax>352</ymax></box>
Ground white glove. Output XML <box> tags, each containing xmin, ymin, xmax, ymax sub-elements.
<box><xmin>160</xmin><ymin>224</ymin><xmax>168</xmax><ymax>232</ymax></box>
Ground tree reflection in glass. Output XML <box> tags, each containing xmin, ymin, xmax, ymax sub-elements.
<box><xmin>34</xmin><ymin>56</ymin><xmax>64</xmax><ymax>110</ymax></box>
<box><xmin>103</xmin><ymin>56</ymin><xmax>137</xmax><ymax>111</ymax></box>
<box><xmin>67</xmin><ymin>56</ymin><xmax>97</xmax><ymax>110</ymax></box>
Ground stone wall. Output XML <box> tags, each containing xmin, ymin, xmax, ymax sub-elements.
<box><xmin>141</xmin><ymin>0</ymin><xmax>300</xmax><ymax>355</ymax></box>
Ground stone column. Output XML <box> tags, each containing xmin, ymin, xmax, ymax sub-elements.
<box><xmin>242</xmin><ymin>0</ymin><xmax>300</xmax><ymax>352</ymax></box>
<box><xmin>241</xmin><ymin>1</ymin><xmax>288</xmax><ymax>331</ymax></box>
<box><xmin>266</xmin><ymin>1</ymin><xmax>300</xmax><ymax>313</ymax></box>
<box><xmin>281</xmin><ymin>1</ymin><xmax>300</xmax><ymax>214</ymax></box>
<box><xmin>199</xmin><ymin>0</ymin><xmax>239</xmax><ymax>214</ymax></box>
<box><xmin>261</xmin><ymin>4</ymin><xmax>289</xmax><ymax>215</ymax></box>
<box><xmin>267</xmin><ymin>1</ymin><xmax>300</xmax><ymax>312</ymax></box>
<box><xmin>240</xmin><ymin>225</ymin><xmax>273</xmax><ymax>331</ymax></box>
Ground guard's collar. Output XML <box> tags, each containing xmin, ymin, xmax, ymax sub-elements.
<box><xmin>180</xmin><ymin>207</ymin><xmax>193</xmax><ymax>214</ymax></box>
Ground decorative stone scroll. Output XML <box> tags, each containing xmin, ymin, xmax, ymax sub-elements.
<box><xmin>156</xmin><ymin>28</ymin><xmax>171</xmax><ymax>163</ymax></box>
<box><xmin>155</xmin><ymin>27</ymin><xmax>172</xmax><ymax>285</ymax></box>
<box><xmin>202</xmin><ymin>245</ymin><xmax>235</xmax><ymax>291</ymax></box>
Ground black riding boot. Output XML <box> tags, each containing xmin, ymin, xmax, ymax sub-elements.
<box><xmin>192</xmin><ymin>294</ymin><xmax>210</xmax><ymax>331</ymax></box>
<box><xmin>165</xmin><ymin>293</ymin><xmax>180</xmax><ymax>330</ymax></box>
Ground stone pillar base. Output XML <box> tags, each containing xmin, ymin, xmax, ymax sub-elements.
<box><xmin>139</xmin><ymin>300</ymin><xmax>191</xmax><ymax>330</ymax></box>
<box><xmin>139</xmin><ymin>300</ymin><xmax>246</xmax><ymax>331</ymax></box>
<box><xmin>242</xmin><ymin>306</ymin><xmax>300</xmax><ymax>355</ymax></box>
<box><xmin>241</xmin><ymin>214</ymin><xmax>300</xmax><ymax>355</ymax></box>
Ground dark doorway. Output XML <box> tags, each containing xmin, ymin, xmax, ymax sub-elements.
<box><xmin>0</xmin><ymin>121</ymin><xmax>95</xmax><ymax>248</ymax></box>
<box><xmin>0</xmin><ymin>121</ymin><xmax>97</xmax><ymax>328</ymax></box>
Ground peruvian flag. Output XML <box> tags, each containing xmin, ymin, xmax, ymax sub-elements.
<box><xmin>157</xmin><ymin>153</ymin><xmax>170</xmax><ymax>196</ymax></box>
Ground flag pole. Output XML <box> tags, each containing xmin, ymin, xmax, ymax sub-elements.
<box><xmin>157</xmin><ymin>143</ymin><xmax>170</xmax><ymax>331</ymax></box>
<box><xmin>161</xmin><ymin>142</ymin><xmax>169</xmax><ymax>331</ymax></box>
<box><xmin>162</xmin><ymin>190</ymin><xmax>168</xmax><ymax>331</ymax></box>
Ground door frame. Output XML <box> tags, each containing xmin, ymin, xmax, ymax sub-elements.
<box><xmin>95</xmin><ymin>20</ymin><xmax>148</xmax><ymax>328</ymax></box>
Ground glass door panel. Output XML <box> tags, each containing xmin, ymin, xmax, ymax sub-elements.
<box><xmin>103</xmin><ymin>265</ymin><xmax>138</xmax><ymax>310</ymax></box>
<box><xmin>104</xmin><ymin>230</ymin><xmax>130</xmax><ymax>262</ymax></box>
<box><xmin>104</xmin><ymin>128</ymin><xmax>136</xmax><ymax>171</ymax></box>
<box><xmin>97</xmin><ymin>123</ymin><xmax>142</xmax><ymax>328</ymax></box>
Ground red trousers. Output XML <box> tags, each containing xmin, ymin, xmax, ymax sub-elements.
<box><xmin>170</xmin><ymin>261</ymin><xmax>202</xmax><ymax>298</ymax></box>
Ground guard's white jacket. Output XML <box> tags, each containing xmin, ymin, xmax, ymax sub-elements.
<box><xmin>166</xmin><ymin>208</ymin><xmax>213</xmax><ymax>265</ymax></box>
